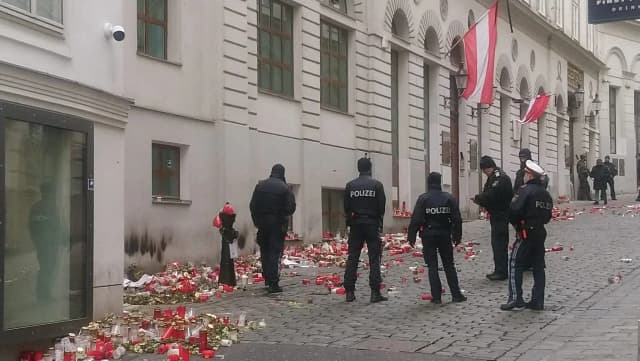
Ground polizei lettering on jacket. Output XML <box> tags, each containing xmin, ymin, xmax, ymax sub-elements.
<box><xmin>535</xmin><ymin>201</ymin><xmax>553</xmax><ymax>210</ymax></box>
<box><xmin>425</xmin><ymin>207</ymin><xmax>451</xmax><ymax>215</ymax></box>
<box><xmin>350</xmin><ymin>189</ymin><xmax>376</xmax><ymax>198</ymax></box>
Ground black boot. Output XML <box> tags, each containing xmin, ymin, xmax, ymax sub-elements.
<box><xmin>267</xmin><ymin>284</ymin><xmax>283</xmax><ymax>294</ymax></box>
<box><xmin>452</xmin><ymin>294</ymin><xmax>467</xmax><ymax>303</ymax></box>
<box><xmin>525</xmin><ymin>302</ymin><xmax>544</xmax><ymax>311</ymax></box>
<box><xmin>486</xmin><ymin>272</ymin><xmax>508</xmax><ymax>281</ymax></box>
<box><xmin>346</xmin><ymin>290</ymin><xmax>356</xmax><ymax>302</ymax></box>
<box><xmin>370</xmin><ymin>289</ymin><xmax>388</xmax><ymax>303</ymax></box>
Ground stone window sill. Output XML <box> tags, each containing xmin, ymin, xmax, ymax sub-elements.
<box><xmin>137</xmin><ymin>52</ymin><xmax>183</xmax><ymax>67</ymax></box>
<box><xmin>152</xmin><ymin>197</ymin><xmax>192</xmax><ymax>206</ymax></box>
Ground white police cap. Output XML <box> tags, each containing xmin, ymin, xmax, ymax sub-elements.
<box><xmin>524</xmin><ymin>160</ymin><xmax>545</xmax><ymax>177</ymax></box>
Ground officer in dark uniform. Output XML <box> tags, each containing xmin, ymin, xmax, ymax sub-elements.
<box><xmin>501</xmin><ymin>160</ymin><xmax>553</xmax><ymax>311</ymax></box>
<box><xmin>408</xmin><ymin>172</ymin><xmax>466</xmax><ymax>304</ymax></box>
<box><xmin>250</xmin><ymin>164</ymin><xmax>296</xmax><ymax>293</ymax></box>
<box><xmin>343</xmin><ymin>157</ymin><xmax>387</xmax><ymax>303</ymax></box>
<box><xmin>472</xmin><ymin>156</ymin><xmax>513</xmax><ymax>281</ymax></box>
<box><xmin>604</xmin><ymin>155</ymin><xmax>618</xmax><ymax>200</ymax></box>
<box><xmin>514</xmin><ymin>148</ymin><xmax>549</xmax><ymax>190</ymax></box>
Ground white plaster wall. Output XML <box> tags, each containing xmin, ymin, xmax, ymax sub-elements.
<box><xmin>92</xmin><ymin>123</ymin><xmax>125</xmax><ymax>317</ymax></box>
<box><xmin>124</xmin><ymin>108</ymin><xmax>218</xmax><ymax>271</ymax></box>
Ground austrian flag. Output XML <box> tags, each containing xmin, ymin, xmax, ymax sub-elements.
<box><xmin>461</xmin><ymin>1</ymin><xmax>498</xmax><ymax>105</ymax></box>
<box><xmin>519</xmin><ymin>94</ymin><xmax>552</xmax><ymax>124</ymax></box>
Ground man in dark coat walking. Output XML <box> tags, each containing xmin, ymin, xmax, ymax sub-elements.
<box><xmin>590</xmin><ymin>159</ymin><xmax>609</xmax><ymax>205</ymax></box>
<box><xmin>250</xmin><ymin>164</ymin><xmax>296</xmax><ymax>293</ymax></box>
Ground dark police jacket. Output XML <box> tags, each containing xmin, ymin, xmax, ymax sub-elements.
<box><xmin>344</xmin><ymin>172</ymin><xmax>386</xmax><ymax>227</ymax></box>
<box><xmin>249</xmin><ymin>170</ymin><xmax>296</xmax><ymax>229</ymax></box>
<box><xmin>474</xmin><ymin>168</ymin><xmax>513</xmax><ymax>218</ymax></box>
<box><xmin>509</xmin><ymin>178</ymin><xmax>553</xmax><ymax>232</ymax></box>
<box><xmin>407</xmin><ymin>185</ymin><xmax>462</xmax><ymax>244</ymax></box>
<box><xmin>515</xmin><ymin>166</ymin><xmax>549</xmax><ymax>191</ymax></box>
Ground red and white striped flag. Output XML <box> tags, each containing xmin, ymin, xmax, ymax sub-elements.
<box><xmin>461</xmin><ymin>1</ymin><xmax>498</xmax><ymax>105</ymax></box>
<box><xmin>519</xmin><ymin>93</ymin><xmax>552</xmax><ymax>123</ymax></box>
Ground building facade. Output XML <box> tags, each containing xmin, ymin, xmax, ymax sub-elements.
<box><xmin>1</xmin><ymin>0</ymin><xmax>640</xmax><ymax>357</ymax></box>
<box><xmin>0</xmin><ymin>0</ymin><xmax>130</xmax><ymax>355</ymax></box>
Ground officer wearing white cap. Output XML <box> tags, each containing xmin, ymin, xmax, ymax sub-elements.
<box><xmin>501</xmin><ymin>160</ymin><xmax>553</xmax><ymax>311</ymax></box>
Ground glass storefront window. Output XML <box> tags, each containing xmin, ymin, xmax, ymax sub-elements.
<box><xmin>1</xmin><ymin>106</ymin><xmax>91</xmax><ymax>336</ymax></box>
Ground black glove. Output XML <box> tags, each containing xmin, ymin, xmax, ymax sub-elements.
<box><xmin>453</xmin><ymin>238</ymin><xmax>461</xmax><ymax>246</ymax></box>
<box><xmin>408</xmin><ymin>238</ymin><xmax>416</xmax><ymax>248</ymax></box>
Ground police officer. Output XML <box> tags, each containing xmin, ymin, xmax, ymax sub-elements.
<box><xmin>472</xmin><ymin>156</ymin><xmax>513</xmax><ymax>281</ymax></box>
<box><xmin>576</xmin><ymin>154</ymin><xmax>592</xmax><ymax>201</ymax></box>
<box><xmin>501</xmin><ymin>160</ymin><xmax>553</xmax><ymax>311</ymax></box>
<box><xmin>604</xmin><ymin>155</ymin><xmax>618</xmax><ymax>200</ymax></box>
<box><xmin>343</xmin><ymin>157</ymin><xmax>387</xmax><ymax>303</ymax></box>
<box><xmin>408</xmin><ymin>172</ymin><xmax>466</xmax><ymax>304</ymax></box>
<box><xmin>514</xmin><ymin>148</ymin><xmax>549</xmax><ymax>190</ymax></box>
<box><xmin>250</xmin><ymin>164</ymin><xmax>296</xmax><ymax>294</ymax></box>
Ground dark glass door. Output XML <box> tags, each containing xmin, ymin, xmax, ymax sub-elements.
<box><xmin>0</xmin><ymin>102</ymin><xmax>93</xmax><ymax>342</ymax></box>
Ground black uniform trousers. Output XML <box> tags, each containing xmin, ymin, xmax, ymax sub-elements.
<box><xmin>344</xmin><ymin>224</ymin><xmax>382</xmax><ymax>292</ymax></box>
<box><xmin>423</xmin><ymin>237</ymin><xmax>462</xmax><ymax>301</ymax></box>
<box><xmin>607</xmin><ymin>178</ymin><xmax>616</xmax><ymax>199</ymax></box>
<box><xmin>490</xmin><ymin>215</ymin><xmax>510</xmax><ymax>276</ymax></box>
<box><xmin>508</xmin><ymin>227</ymin><xmax>546</xmax><ymax>306</ymax></box>
<box><xmin>257</xmin><ymin>223</ymin><xmax>286</xmax><ymax>287</ymax></box>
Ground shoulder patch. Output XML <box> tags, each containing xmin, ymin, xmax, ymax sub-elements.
<box><xmin>492</xmin><ymin>180</ymin><xmax>499</xmax><ymax>187</ymax></box>
<box><xmin>494</xmin><ymin>171</ymin><xmax>501</xmax><ymax>177</ymax></box>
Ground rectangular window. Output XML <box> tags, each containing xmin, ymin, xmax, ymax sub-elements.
<box><xmin>610</xmin><ymin>87</ymin><xmax>617</xmax><ymax>154</ymax></box>
<box><xmin>320</xmin><ymin>21</ymin><xmax>348</xmax><ymax>112</ymax></box>
<box><xmin>152</xmin><ymin>144</ymin><xmax>180</xmax><ymax>198</ymax></box>
<box><xmin>469</xmin><ymin>139</ymin><xmax>478</xmax><ymax>171</ymax></box>
<box><xmin>571</xmin><ymin>0</ymin><xmax>579</xmax><ymax>40</ymax></box>
<box><xmin>555</xmin><ymin>0</ymin><xmax>563</xmax><ymax>27</ymax></box>
<box><xmin>538</xmin><ymin>0</ymin><xmax>546</xmax><ymax>15</ymax></box>
<box><xmin>391</xmin><ymin>50</ymin><xmax>399</xmax><ymax>209</ymax></box>
<box><xmin>442</xmin><ymin>131</ymin><xmax>451</xmax><ymax>166</ymax></box>
<box><xmin>1</xmin><ymin>0</ymin><xmax>62</xmax><ymax>23</ymax></box>
<box><xmin>258</xmin><ymin>0</ymin><xmax>294</xmax><ymax>97</ymax></box>
<box><xmin>1</xmin><ymin>103</ymin><xmax>92</xmax><ymax>340</ymax></box>
<box><xmin>137</xmin><ymin>0</ymin><xmax>168</xmax><ymax>59</ymax></box>
<box><xmin>322</xmin><ymin>0</ymin><xmax>347</xmax><ymax>14</ymax></box>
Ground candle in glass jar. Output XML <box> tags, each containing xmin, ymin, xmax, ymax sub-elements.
<box><xmin>199</xmin><ymin>330</ymin><xmax>208</xmax><ymax>352</ymax></box>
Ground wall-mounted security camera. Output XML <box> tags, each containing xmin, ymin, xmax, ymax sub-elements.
<box><xmin>104</xmin><ymin>23</ymin><xmax>125</xmax><ymax>42</ymax></box>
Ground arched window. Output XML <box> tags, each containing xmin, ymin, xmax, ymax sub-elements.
<box><xmin>392</xmin><ymin>10</ymin><xmax>410</xmax><ymax>39</ymax></box>
<box><xmin>499</xmin><ymin>68</ymin><xmax>511</xmax><ymax>90</ymax></box>
<box><xmin>450</xmin><ymin>36</ymin><xmax>464</xmax><ymax>67</ymax></box>
<box><xmin>424</xmin><ymin>27</ymin><xmax>439</xmax><ymax>54</ymax></box>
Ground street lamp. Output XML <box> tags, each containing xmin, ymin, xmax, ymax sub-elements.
<box><xmin>575</xmin><ymin>85</ymin><xmax>585</xmax><ymax>108</ymax></box>
<box><xmin>453</xmin><ymin>66</ymin><xmax>468</xmax><ymax>95</ymax></box>
<box><xmin>591</xmin><ymin>93</ymin><xmax>602</xmax><ymax>115</ymax></box>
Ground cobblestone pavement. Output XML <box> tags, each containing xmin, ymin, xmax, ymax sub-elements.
<box><xmin>128</xmin><ymin>196</ymin><xmax>640</xmax><ymax>361</ymax></box>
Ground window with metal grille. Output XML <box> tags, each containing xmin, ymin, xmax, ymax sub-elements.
<box><xmin>258</xmin><ymin>0</ymin><xmax>294</xmax><ymax>97</ymax></box>
<box><xmin>137</xmin><ymin>0</ymin><xmax>168</xmax><ymax>59</ymax></box>
<box><xmin>610</xmin><ymin>87</ymin><xmax>617</xmax><ymax>154</ymax></box>
<box><xmin>320</xmin><ymin>21</ymin><xmax>348</xmax><ymax>112</ymax></box>
<box><xmin>152</xmin><ymin>143</ymin><xmax>180</xmax><ymax>198</ymax></box>
<box><xmin>442</xmin><ymin>131</ymin><xmax>451</xmax><ymax>166</ymax></box>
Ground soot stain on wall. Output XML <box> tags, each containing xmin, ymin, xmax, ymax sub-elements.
<box><xmin>125</xmin><ymin>228</ymin><xmax>172</xmax><ymax>264</ymax></box>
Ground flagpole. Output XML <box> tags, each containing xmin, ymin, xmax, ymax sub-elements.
<box><xmin>506</xmin><ymin>0</ymin><xmax>514</xmax><ymax>33</ymax></box>
<box><xmin>445</xmin><ymin>1</ymin><xmax>495</xmax><ymax>58</ymax></box>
